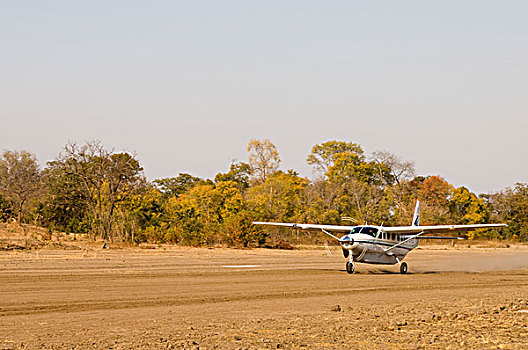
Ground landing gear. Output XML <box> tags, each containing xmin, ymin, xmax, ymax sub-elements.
<box><xmin>346</xmin><ymin>261</ymin><xmax>355</xmax><ymax>274</ymax></box>
<box><xmin>396</xmin><ymin>257</ymin><xmax>408</xmax><ymax>274</ymax></box>
<box><xmin>399</xmin><ymin>262</ymin><xmax>408</xmax><ymax>274</ymax></box>
<box><xmin>346</xmin><ymin>254</ymin><xmax>355</xmax><ymax>274</ymax></box>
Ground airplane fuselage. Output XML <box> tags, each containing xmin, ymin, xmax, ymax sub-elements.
<box><xmin>340</xmin><ymin>226</ymin><xmax>419</xmax><ymax>265</ymax></box>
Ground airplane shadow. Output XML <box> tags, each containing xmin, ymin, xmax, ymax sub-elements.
<box><xmin>338</xmin><ymin>269</ymin><xmax>444</xmax><ymax>275</ymax></box>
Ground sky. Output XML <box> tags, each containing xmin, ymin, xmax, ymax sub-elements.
<box><xmin>1</xmin><ymin>1</ymin><xmax>527</xmax><ymax>194</ymax></box>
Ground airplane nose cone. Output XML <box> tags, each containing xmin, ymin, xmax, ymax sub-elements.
<box><xmin>340</xmin><ymin>235</ymin><xmax>354</xmax><ymax>248</ymax></box>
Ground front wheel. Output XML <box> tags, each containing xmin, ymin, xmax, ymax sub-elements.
<box><xmin>400</xmin><ymin>262</ymin><xmax>408</xmax><ymax>274</ymax></box>
<box><xmin>346</xmin><ymin>261</ymin><xmax>355</xmax><ymax>274</ymax></box>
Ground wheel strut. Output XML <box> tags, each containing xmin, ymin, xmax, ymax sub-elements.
<box><xmin>346</xmin><ymin>255</ymin><xmax>355</xmax><ymax>274</ymax></box>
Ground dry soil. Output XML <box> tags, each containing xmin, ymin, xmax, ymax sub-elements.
<box><xmin>1</xmin><ymin>246</ymin><xmax>527</xmax><ymax>349</ymax></box>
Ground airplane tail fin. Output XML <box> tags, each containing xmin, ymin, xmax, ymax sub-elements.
<box><xmin>412</xmin><ymin>200</ymin><xmax>420</xmax><ymax>226</ymax></box>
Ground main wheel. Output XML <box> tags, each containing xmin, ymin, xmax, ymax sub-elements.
<box><xmin>400</xmin><ymin>262</ymin><xmax>408</xmax><ymax>274</ymax></box>
<box><xmin>346</xmin><ymin>261</ymin><xmax>355</xmax><ymax>274</ymax></box>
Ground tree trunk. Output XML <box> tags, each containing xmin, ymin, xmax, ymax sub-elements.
<box><xmin>17</xmin><ymin>199</ymin><xmax>25</xmax><ymax>224</ymax></box>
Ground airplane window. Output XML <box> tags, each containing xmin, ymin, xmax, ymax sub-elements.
<box><xmin>350</xmin><ymin>226</ymin><xmax>378</xmax><ymax>237</ymax></box>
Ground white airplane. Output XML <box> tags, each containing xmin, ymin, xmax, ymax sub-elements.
<box><xmin>253</xmin><ymin>200</ymin><xmax>507</xmax><ymax>274</ymax></box>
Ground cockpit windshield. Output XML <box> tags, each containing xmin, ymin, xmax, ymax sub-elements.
<box><xmin>350</xmin><ymin>226</ymin><xmax>379</xmax><ymax>237</ymax></box>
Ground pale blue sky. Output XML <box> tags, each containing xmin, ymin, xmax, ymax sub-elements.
<box><xmin>2</xmin><ymin>1</ymin><xmax>527</xmax><ymax>193</ymax></box>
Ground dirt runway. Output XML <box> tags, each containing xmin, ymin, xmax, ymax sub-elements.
<box><xmin>1</xmin><ymin>246</ymin><xmax>527</xmax><ymax>349</ymax></box>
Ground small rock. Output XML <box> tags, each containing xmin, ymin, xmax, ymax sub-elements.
<box><xmin>331</xmin><ymin>304</ymin><xmax>341</xmax><ymax>312</ymax></box>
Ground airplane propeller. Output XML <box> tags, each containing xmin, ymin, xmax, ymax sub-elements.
<box><xmin>339</xmin><ymin>235</ymin><xmax>354</xmax><ymax>250</ymax></box>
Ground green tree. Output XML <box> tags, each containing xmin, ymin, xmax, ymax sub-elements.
<box><xmin>488</xmin><ymin>183</ymin><xmax>528</xmax><ymax>241</ymax></box>
<box><xmin>0</xmin><ymin>194</ymin><xmax>15</xmax><ymax>222</ymax></box>
<box><xmin>40</xmin><ymin>161</ymin><xmax>90</xmax><ymax>233</ymax></box>
<box><xmin>154</xmin><ymin>173</ymin><xmax>207</xmax><ymax>197</ymax></box>
<box><xmin>50</xmin><ymin>141</ymin><xmax>145</xmax><ymax>241</ymax></box>
<box><xmin>114</xmin><ymin>186</ymin><xmax>165</xmax><ymax>243</ymax></box>
<box><xmin>214</xmin><ymin>162</ymin><xmax>252</xmax><ymax>191</ymax></box>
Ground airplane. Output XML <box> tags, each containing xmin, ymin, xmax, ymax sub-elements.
<box><xmin>253</xmin><ymin>200</ymin><xmax>507</xmax><ymax>274</ymax></box>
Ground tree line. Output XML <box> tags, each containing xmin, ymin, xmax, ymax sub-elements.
<box><xmin>0</xmin><ymin>139</ymin><xmax>526</xmax><ymax>246</ymax></box>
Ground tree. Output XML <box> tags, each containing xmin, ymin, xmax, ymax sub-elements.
<box><xmin>246</xmin><ymin>170</ymin><xmax>308</xmax><ymax>222</ymax></box>
<box><xmin>302</xmin><ymin>179</ymin><xmax>343</xmax><ymax>225</ymax></box>
<box><xmin>0</xmin><ymin>150</ymin><xmax>41</xmax><ymax>223</ymax></box>
<box><xmin>306</xmin><ymin>141</ymin><xmax>383</xmax><ymax>185</ymax></box>
<box><xmin>50</xmin><ymin>141</ymin><xmax>144</xmax><ymax>240</ymax></box>
<box><xmin>337</xmin><ymin>178</ymin><xmax>391</xmax><ymax>226</ymax></box>
<box><xmin>371</xmin><ymin>150</ymin><xmax>415</xmax><ymax>187</ymax></box>
<box><xmin>306</xmin><ymin>141</ymin><xmax>364</xmax><ymax>176</ymax></box>
<box><xmin>214</xmin><ymin>162</ymin><xmax>252</xmax><ymax>191</ymax></box>
<box><xmin>0</xmin><ymin>194</ymin><xmax>15</xmax><ymax>222</ymax></box>
<box><xmin>247</xmin><ymin>139</ymin><xmax>280</xmax><ymax>182</ymax></box>
<box><xmin>114</xmin><ymin>185</ymin><xmax>165</xmax><ymax>243</ymax></box>
<box><xmin>154</xmin><ymin>173</ymin><xmax>206</xmax><ymax>197</ymax></box>
<box><xmin>164</xmin><ymin>181</ymin><xmax>263</xmax><ymax>246</ymax></box>
<box><xmin>487</xmin><ymin>183</ymin><xmax>528</xmax><ymax>241</ymax></box>
<box><xmin>40</xmin><ymin>161</ymin><xmax>90</xmax><ymax>233</ymax></box>
<box><xmin>449</xmin><ymin>186</ymin><xmax>489</xmax><ymax>224</ymax></box>
<box><xmin>246</xmin><ymin>170</ymin><xmax>307</xmax><ymax>243</ymax></box>
<box><xmin>370</xmin><ymin>150</ymin><xmax>416</xmax><ymax>223</ymax></box>
<box><xmin>416</xmin><ymin>176</ymin><xmax>454</xmax><ymax>224</ymax></box>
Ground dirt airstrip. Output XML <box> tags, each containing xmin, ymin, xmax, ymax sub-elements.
<box><xmin>0</xmin><ymin>246</ymin><xmax>527</xmax><ymax>349</ymax></box>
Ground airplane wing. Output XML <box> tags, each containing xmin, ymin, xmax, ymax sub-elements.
<box><xmin>252</xmin><ymin>221</ymin><xmax>354</xmax><ymax>241</ymax></box>
<box><xmin>384</xmin><ymin>223</ymin><xmax>507</xmax><ymax>235</ymax></box>
<box><xmin>252</xmin><ymin>222</ymin><xmax>354</xmax><ymax>233</ymax></box>
<box><xmin>252</xmin><ymin>221</ymin><xmax>507</xmax><ymax>238</ymax></box>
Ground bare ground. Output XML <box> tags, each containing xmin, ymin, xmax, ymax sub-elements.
<box><xmin>0</xmin><ymin>246</ymin><xmax>527</xmax><ymax>349</ymax></box>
